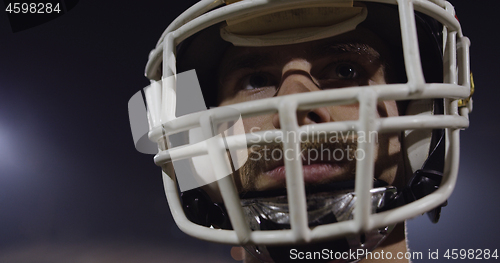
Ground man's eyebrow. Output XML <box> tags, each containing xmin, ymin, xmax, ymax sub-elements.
<box><xmin>312</xmin><ymin>42</ymin><xmax>380</xmax><ymax>60</ymax></box>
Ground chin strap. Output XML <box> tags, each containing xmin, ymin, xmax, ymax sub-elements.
<box><xmin>386</xmin><ymin>97</ymin><xmax>447</xmax><ymax>223</ymax></box>
<box><xmin>383</xmin><ymin>128</ymin><xmax>446</xmax><ymax>223</ymax></box>
<box><xmin>181</xmin><ymin>189</ymin><xmax>233</xmax><ymax>230</ymax></box>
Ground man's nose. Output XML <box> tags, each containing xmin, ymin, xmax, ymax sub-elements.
<box><xmin>272</xmin><ymin>61</ymin><xmax>331</xmax><ymax>128</ymax></box>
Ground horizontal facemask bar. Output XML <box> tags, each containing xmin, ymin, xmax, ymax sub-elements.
<box><xmin>149</xmin><ymin>82</ymin><xmax>469</xmax><ymax>143</ymax></box>
<box><xmin>154</xmin><ymin>113</ymin><xmax>468</xmax><ymax>165</ymax></box>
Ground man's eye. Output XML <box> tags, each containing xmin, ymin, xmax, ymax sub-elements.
<box><xmin>320</xmin><ymin>62</ymin><xmax>359</xmax><ymax>81</ymax></box>
<box><xmin>336</xmin><ymin>63</ymin><xmax>357</xmax><ymax>79</ymax></box>
<box><xmin>242</xmin><ymin>72</ymin><xmax>276</xmax><ymax>90</ymax></box>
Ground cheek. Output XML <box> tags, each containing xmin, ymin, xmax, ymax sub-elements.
<box><xmin>383</xmin><ymin>101</ymin><xmax>399</xmax><ymax>117</ymax></box>
<box><xmin>219</xmin><ymin>88</ymin><xmax>277</xmax><ymax>106</ymax></box>
<box><xmin>327</xmin><ymin>104</ymin><xmax>360</xmax><ymax>121</ymax></box>
<box><xmin>242</xmin><ymin>114</ymin><xmax>275</xmax><ymax>134</ymax></box>
<box><xmin>219</xmin><ymin>98</ymin><xmax>237</xmax><ymax>107</ymax></box>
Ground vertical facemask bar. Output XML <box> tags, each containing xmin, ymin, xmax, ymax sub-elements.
<box><xmin>354</xmin><ymin>90</ymin><xmax>378</xmax><ymax>231</ymax></box>
<box><xmin>161</xmin><ymin>160</ymin><xmax>210</xmax><ymax>241</ymax></box>
<box><xmin>157</xmin><ymin>31</ymin><xmax>194</xmax><ymax>241</ymax></box>
<box><xmin>161</xmin><ymin>33</ymin><xmax>177</xmax><ymax>123</ymax></box>
<box><xmin>442</xmin><ymin>1</ymin><xmax>462</xmax><ymax>201</ymax></box>
<box><xmin>397</xmin><ymin>0</ymin><xmax>426</xmax><ymax>93</ymax></box>
<box><xmin>446</xmin><ymin>30</ymin><xmax>458</xmax><ymax>113</ymax></box>
<box><xmin>442</xmin><ymin>29</ymin><xmax>457</xmax><ymax>180</ymax></box>
<box><xmin>144</xmin><ymin>80</ymin><xmax>162</xmax><ymax>130</ymax></box>
<box><xmin>458</xmin><ymin>36</ymin><xmax>471</xmax><ymax>93</ymax></box>
<box><xmin>458</xmin><ymin>36</ymin><xmax>472</xmax><ymax>117</ymax></box>
<box><xmin>279</xmin><ymin>100</ymin><xmax>310</xmax><ymax>242</ymax></box>
<box><xmin>442</xmin><ymin>0</ymin><xmax>455</xmax><ymax>87</ymax></box>
<box><xmin>441</xmin><ymin>13</ymin><xmax>461</xmax><ymax>209</ymax></box>
<box><xmin>429</xmin><ymin>1</ymin><xmax>458</xmax><ymax>221</ymax></box>
<box><xmin>199</xmin><ymin>111</ymin><xmax>252</xmax><ymax>243</ymax></box>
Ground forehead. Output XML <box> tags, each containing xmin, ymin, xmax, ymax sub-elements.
<box><xmin>219</xmin><ymin>27</ymin><xmax>388</xmax><ymax>70</ymax></box>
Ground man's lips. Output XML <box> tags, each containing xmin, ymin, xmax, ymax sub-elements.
<box><xmin>264</xmin><ymin>161</ymin><xmax>348</xmax><ymax>184</ymax></box>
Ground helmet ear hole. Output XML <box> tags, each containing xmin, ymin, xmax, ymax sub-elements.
<box><xmin>403</xmin><ymin>100</ymin><xmax>434</xmax><ymax>175</ymax></box>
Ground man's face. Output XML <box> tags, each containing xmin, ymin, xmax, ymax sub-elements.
<box><xmin>217</xmin><ymin>28</ymin><xmax>403</xmax><ymax>193</ymax></box>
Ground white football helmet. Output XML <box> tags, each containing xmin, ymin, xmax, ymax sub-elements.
<box><xmin>128</xmin><ymin>0</ymin><xmax>472</xmax><ymax>262</ymax></box>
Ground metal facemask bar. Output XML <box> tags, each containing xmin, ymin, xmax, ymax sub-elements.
<box><xmin>130</xmin><ymin>0</ymin><xmax>472</xmax><ymax>246</ymax></box>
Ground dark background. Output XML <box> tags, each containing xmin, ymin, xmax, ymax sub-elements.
<box><xmin>0</xmin><ymin>1</ymin><xmax>498</xmax><ymax>262</ymax></box>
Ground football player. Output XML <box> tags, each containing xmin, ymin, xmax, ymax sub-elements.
<box><xmin>129</xmin><ymin>0</ymin><xmax>472</xmax><ymax>262</ymax></box>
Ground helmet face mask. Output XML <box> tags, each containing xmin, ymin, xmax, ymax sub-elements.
<box><xmin>128</xmin><ymin>0</ymin><xmax>472</xmax><ymax>261</ymax></box>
